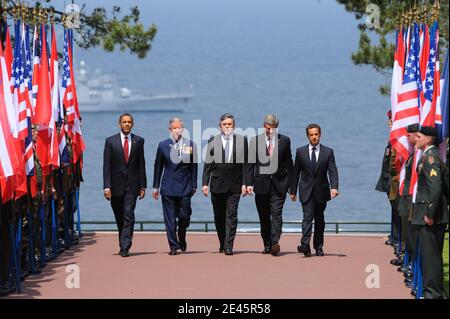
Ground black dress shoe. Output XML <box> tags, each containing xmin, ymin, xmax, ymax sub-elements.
<box><xmin>120</xmin><ymin>250</ymin><xmax>130</xmax><ymax>257</ymax></box>
<box><xmin>270</xmin><ymin>243</ymin><xmax>280</xmax><ymax>256</ymax></box>
<box><xmin>169</xmin><ymin>250</ymin><xmax>177</xmax><ymax>256</ymax></box>
<box><xmin>297</xmin><ymin>245</ymin><xmax>312</xmax><ymax>257</ymax></box>
<box><xmin>390</xmin><ymin>258</ymin><xmax>402</xmax><ymax>266</ymax></box>
<box><xmin>180</xmin><ymin>239</ymin><xmax>187</xmax><ymax>252</ymax></box>
<box><xmin>224</xmin><ymin>249</ymin><xmax>233</xmax><ymax>255</ymax></box>
<box><xmin>261</xmin><ymin>247</ymin><xmax>271</xmax><ymax>254</ymax></box>
<box><xmin>315</xmin><ymin>249</ymin><xmax>324</xmax><ymax>256</ymax></box>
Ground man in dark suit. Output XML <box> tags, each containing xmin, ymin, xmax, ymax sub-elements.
<box><xmin>153</xmin><ymin>118</ymin><xmax>197</xmax><ymax>255</ymax></box>
<box><xmin>411</xmin><ymin>126</ymin><xmax>448</xmax><ymax>299</ymax></box>
<box><xmin>290</xmin><ymin>123</ymin><xmax>339</xmax><ymax>257</ymax></box>
<box><xmin>375</xmin><ymin>110</ymin><xmax>402</xmax><ymax>255</ymax></box>
<box><xmin>202</xmin><ymin>113</ymin><xmax>249</xmax><ymax>255</ymax></box>
<box><xmin>103</xmin><ymin>113</ymin><xmax>147</xmax><ymax>257</ymax></box>
<box><xmin>247</xmin><ymin>114</ymin><xmax>293</xmax><ymax>256</ymax></box>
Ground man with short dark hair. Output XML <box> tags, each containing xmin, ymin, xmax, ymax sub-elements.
<box><xmin>103</xmin><ymin>113</ymin><xmax>147</xmax><ymax>257</ymax></box>
<box><xmin>202</xmin><ymin>113</ymin><xmax>249</xmax><ymax>255</ymax></box>
<box><xmin>375</xmin><ymin>111</ymin><xmax>402</xmax><ymax>260</ymax></box>
<box><xmin>397</xmin><ymin>123</ymin><xmax>419</xmax><ymax>285</ymax></box>
<box><xmin>290</xmin><ymin>124</ymin><xmax>339</xmax><ymax>257</ymax></box>
<box><xmin>411</xmin><ymin>126</ymin><xmax>448</xmax><ymax>299</ymax></box>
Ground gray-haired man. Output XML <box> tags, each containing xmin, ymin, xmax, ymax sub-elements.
<box><xmin>247</xmin><ymin>114</ymin><xmax>293</xmax><ymax>255</ymax></box>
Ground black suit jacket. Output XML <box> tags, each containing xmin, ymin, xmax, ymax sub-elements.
<box><xmin>103</xmin><ymin>133</ymin><xmax>147</xmax><ymax>197</ymax></box>
<box><xmin>375</xmin><ymin>143</ymin><xmax>393</xmax><ymax>193</ymax></box>
<box><xmin>248</xmin><ymin>133</ymin><xmax>293</xmax><ymax>194</ymax></box>
<box><xmin>290</xmin><ymin>144</ymin><xmax>338</xmax><ymax>204</ymax></box>
<box><xmin>202</xmin><ymin>134</ymin><xmax>249</xmax><ymax>193</ymax></box>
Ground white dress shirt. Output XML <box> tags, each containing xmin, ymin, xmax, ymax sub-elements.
<box><xmin>221</xmin><ymin>134</ymin><xmax>233</xmax><ymax>163</ymax></box>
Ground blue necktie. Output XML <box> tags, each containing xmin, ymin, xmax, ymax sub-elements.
<box><xmin>311</xmin><ymin>146</ymin><xmax>317</xmax><ymax>168</ymax></box>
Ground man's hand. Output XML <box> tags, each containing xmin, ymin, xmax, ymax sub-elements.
<box><xmin>241</xmin><ymin>185</ymin><xmax>248</xmax><ymax>196</ymax></box>
<box><xmin>331</xmin><ymin>189</ymin><xmax>339</xmax><ymax>198</ymax></box>
<box><xmin>202</xmin><ymin>186</ymin><xmax>209</xmax><ymax>197</ymax></box>
<box><xmin>152</xmin><ymin>190</ymin><xmax>159</xmax><ymax>200</ymax></box>
<box><xmin>424</xmin><ymin>215</ymin><xmax>434</xmax><ymax>226</ymax></box>
<box><xmin>246</xmin><ymin>186</ymin><xmax>254</xmax><ymax>196</ymax></box>
<box><xmin>104</xmin><ymin>189</ymin><xmax>112</xmax><ymax>201</ymax></box>
<box><xmin>290</xmin><ymin>194</ymin><xmax>297</xmax><ymax>202</ymax></box>
<box><xmin>139</xmin><ymin>189</ymin><xmax>146</xmax><ymax>200</ymax></box>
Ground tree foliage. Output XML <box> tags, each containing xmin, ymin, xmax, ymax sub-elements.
<box><xmin>1</xmin><ymin>1</ymin><xmax>157</xmax><ymax>59</ymax></box>
<box><xmin>336</xmin><ymin>0</ymin><xmax>449</xmax><ymax>95</ymax></box>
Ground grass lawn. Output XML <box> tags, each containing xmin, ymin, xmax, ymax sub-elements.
<box><xmin>444</xmin><ymin>232</ymin><xmax>449</xmax><ymax>297</ymax></box>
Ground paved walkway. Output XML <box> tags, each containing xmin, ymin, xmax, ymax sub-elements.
<box><xmin>7</xmin><ymin>232</ymin><xmax>412</xmax><ymax>299</ymax></box>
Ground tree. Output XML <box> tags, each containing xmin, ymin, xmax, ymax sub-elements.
<box><xmin>336</xmin><ymin>0</ymin><xmax>448</xmax><ymax>95</ymax></box>
<box><xmin>1</xmin><ymin>1</ymin><xmax>157</xmax><ymax>59</ymax></box>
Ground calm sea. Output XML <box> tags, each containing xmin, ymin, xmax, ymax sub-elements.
<box><xmin>74</xmin><ymin>0</ymin><xmax>392</xmax><ymax>230</ymax></box>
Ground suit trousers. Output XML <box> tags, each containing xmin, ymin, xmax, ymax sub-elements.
<box><xmin>255</xmin><ymin>183</ymin><xmax>286</xmax><ymax>249</ymax></box>
<box><xmin>401</xmin><ymin>216</ymin><xmax>415</xmax><ymax>257</ymax></box>
<box><xmin>211</xmin><ymin>192</ymin><xmax>241</xmax><ymax>251</ymax></box>
<box><xmin>300</xmin><ymin>195</ymin><xmax>327</xmax><ymax>250</ymax></box>
<box><xmin>111</xmin><ymin>185</ymin><xmax>138</xmax><ymax>252</ymax></box>
<box><xmin>417</xmin><ymin>224</ymin><xmax>447</xmax><ymax>299</ymax></box>
<box><xmin>161</xmin><ymin>195</ymin><xmax>192</xmax><ymax>250</ymax></box>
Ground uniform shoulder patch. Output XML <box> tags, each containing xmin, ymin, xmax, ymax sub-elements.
<box><xmin>427</xmin><ymin>156</ymin><xmax>435</xmax><ymax>164</ymax></box>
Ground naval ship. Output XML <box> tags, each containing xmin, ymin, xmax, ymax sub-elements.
<box><xmin>75</xmin><ymin>60</ymin><xmax>194</xmax><ymax>112</ymax></box>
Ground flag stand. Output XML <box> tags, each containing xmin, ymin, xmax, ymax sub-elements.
<box><xmin>39</xmin><ymin>203</ymin><xmax>46</xmax><ymax>268</ymax></box>
<box><xmin>51</xmin><ymin>197</ymin><xmax>58</xmax><ymax>257</ymax></box>
<box><xmin>75</xmin><ymin>188</ymin><xmax>82</xmax><ymax>239</ymax></box>
<box><xmin>26</xmin><ymin>208</ymin><xmax>37</xmax><ymax>274</ymax></box>
<box><xmin>63</xmin><ymin>193</ymin><xmax>71</xmax><ymax>249</ymax></box>
<box><xmin>9</xmin><ymin>224</ymin><xmax>21</xmax><ymax>294</ymax></box>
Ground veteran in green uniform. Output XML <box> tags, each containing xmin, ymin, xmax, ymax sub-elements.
<box><xmin>412</xmin><ymin>126</ymin><xmax>449</xmax><ymax>299</ymax></box>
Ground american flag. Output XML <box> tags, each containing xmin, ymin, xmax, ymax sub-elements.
<box><xmin>391</xmin><ymin>24</ymin><xmax>421</xmax><ymax>174</ymax></box>
<box><xmin>438</xmin><ymin>48</ymin><xmax>449</xmax><ymax>160</ymax></box>
<box><xmin>420</xmin><ymin>21</ymin><xmax>439</xmax><ymax>126</ymax></box>
<box><xmin>20</xmin><ymin>22</ymin><xmax>35</xmax><ymax>176</ymax></box>
<box><xmin>62</xmin><ymin>30</ymin><xmax>76</xmax><ymax>123</ymax></box>
<box><xmin>412</xmin><ymin>21</ymin><xmax>440</xmax><ymax>202</ymax></box>
<box><xmin>32</xmin><ymin>25</ymin><xmax>40</xmax><ymax>113</ymax></box>
<box><xmin>11</xmin><ymin>20</ymin><xmax>29</xmax><ymax>141</ymax></box>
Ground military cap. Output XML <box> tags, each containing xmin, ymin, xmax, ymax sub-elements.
<box><xmin>419</xmin><ymin>125</ymin><xmax>438</xmax><ymax>137</ymax></box>
<box><xmin>406</xmin><ymin>123</ymin><xmax>419</xmax><ymax>133</ymax></box>
<box><xmin>386</xmin><ymin>110</ymin><xmax>392</xmax><ymax>119</ymax></box>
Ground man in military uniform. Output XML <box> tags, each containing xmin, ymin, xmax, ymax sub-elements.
<box><xmin>375</xmin><ymin>111</ymin><xmax>402</xmax><ymax>262</ymax></box>
<box><xmin>397</xmin><ymin>123</ymin><xmax>419</xmax><ymax>286</ymax></box>
<box><xmin>412</xmin><ymin>126</ymin><xmax>449</xmax><ymax>299</ymax></box>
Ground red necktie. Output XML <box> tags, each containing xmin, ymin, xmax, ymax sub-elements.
<box><xmin>124</xmin><ymin>136</ymin><xmax>129</xmax><ymax>162</ymax></box>
<box><xmin>267</xmin><ymin>139</ymin><xmax>273</xmax><ymax>157</ymax></box>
